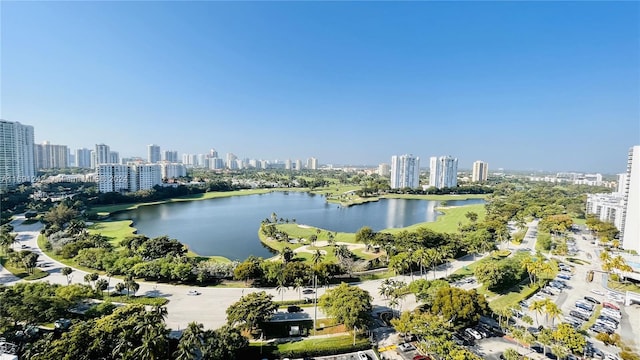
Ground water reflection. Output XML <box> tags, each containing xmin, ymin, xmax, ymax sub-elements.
<box><xmin>112</xmin><ymin>192</ymin><xmax>484</xmax><ymax>260</ymax></box>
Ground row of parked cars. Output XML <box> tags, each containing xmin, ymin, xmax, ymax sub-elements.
<box><xmin>451</xmin><ymin>322</ymin><xmax>503</xmax><ymax>346</ymax></box>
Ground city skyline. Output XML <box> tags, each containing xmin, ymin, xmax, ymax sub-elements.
<box><xmin>2</xmin><ymin>2</ymin><xmax>638</xmax><ymax>173</ymax></box>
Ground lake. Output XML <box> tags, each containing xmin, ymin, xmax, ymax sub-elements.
<box><xmin>112</xmin><ymin>191</ymin><xmax>484</xmax><ymax>260</ymax></box>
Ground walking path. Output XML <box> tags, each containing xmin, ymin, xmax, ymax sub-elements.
<box><xmin>2</xmin><ymin>214</ymin><xmax>495</xmax><ymax>332</ymax></box>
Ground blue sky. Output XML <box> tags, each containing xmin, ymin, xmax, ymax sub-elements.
<box><xmin>2</xmin><ymin>1</ymin><xmax>638</xmax><ymax>173</ymax></box>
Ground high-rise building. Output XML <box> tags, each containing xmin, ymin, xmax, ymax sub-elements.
<box><xmin>295</xmin><ymin>159</ymin><xmax>303</xmax><ymax>171</ymax></box>
<box><xmin>34</xmin><ymin>141</ymin><xmax>69</xmax><ymax>169</ymax></box>
<box><xmin>148</xmin><ymin>144</ymin><xmax>161</xmax><ymax>163</ymax></box>
<box><xmin>378</xmin><ymin>163</ymin><xmax>390</xmax><ymax>177</ymax></box>
<box><xmin>224</xmin><ymin>153</ymin><xmax>236</xmax><ymax>169</ymax></box>
<box><xmin>162</xmin><ymin>150</ymin><xmax>179</xmax><ymax>163</ymax></box>
<box><xmin>617</xmin><ymin>173</ymin><xmax>628</xmax><ymax>194</ymax></box>
<box><xmin>95</xmin><ymin>144</ymin><xmax>111</xmax><ymax>165</ymax></box>
<box><xmin>390</xmin><ymin>154</ymin><xmax>420</xmax><ymax>189</ymax></box>
<box><xmin>97</xmin><ymin>164</ymin><xmax>131</xmax><ymax>193</ymax></box>
<box><xmin>161</xmin><ymin>163</ymin><xmax>187</xmax><ymax>179</ymax></box>
<box><xmin>472</xmin><ymin>161</ymin><xmax>489</xmax><ymax>182</ymax></box>
<box><xmin>0</xmin><ymin>120</ymin><xmax>35</xmax><ymax>186</ymax></box>
<box><xmin>306</xmin><ymin>157</ymin><xmax>318</xmax><ymax>170</ymax></box>
<box><xmin>429</xmin><ymin>155</ymin><xmax>458</xmax><ymax>189</ymax></box>
<box><xmin>109</xmin><ymin>151</ymin><xmax>119</xmax><ymax>164</ymax></box>
<box><xmin>97</xmin><ymin>164</ymin><xmax>162</xmax><ymax>193</ymax></box>
<box><xmin>209</xmin><ymin>149</ymin><xmax>218</xmax><ymax>159</ymax></box>
<box><xmin>285</xmin><ymin>159</ymin><xmax>292</xmax><ymax>170</ymax></box>
<box><xmin>621</xmin><ymin>145</ymin><xmax>640</xmax><ymax>253</ymax></box>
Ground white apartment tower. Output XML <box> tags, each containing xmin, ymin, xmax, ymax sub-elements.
<box><xmin>34</xmin><ymin>141</ymin><xmax>69</xmax><ymax>169</ymax></box>
<box><xmin>76</xmin><ymin>148</ymin><xmax>92</xmax><ymax>168</ymax></box>
<box><xmin>162</xmin><ymin>150</ymin><xmax>179</xmax><ymax>163</ymax></box>
<box><xmin>306</xmin><ymin>157</ymin><xmax>318</xmax><ymax>170</ymax></box>
<box><xmin>132</xmin><ymin>164</ymin><xmax>162</xmax><ymax>191</ymax></box>
<box><xmin>0</xmin><ymin>120</ymin><xmax>35</xmax><ymax>186</ymax></box>
<box><xmin>472</xmin><ymin>161</ymin><xmax>489</xmax><ymax>182</ymax></box>
<box><xmin>109</xmin><ymin>151</ymin><xmax>119</xmax><ymax>164</ymax></box>
<box><xmin>429</xmin><ymin>155</ymin><xmax>458</xmax><ymax>189</ymax></box>
<box><xmin>148</xmin><ymin>144</ymin><xmax>161</xmax><ymax>163</ymax></box>
<box><xmin>390</xmin><ymin>154</ymin><xmax>420</xmax><ymax>189</ymax></box>
<box><xmin>95</xmin><ymin>144</ymin><xmax>111</xmax><ymax>166</ymax></box>
<box><xmin>621</xmin><ymin>145</ymin><xmax>640</xmax><ymax>253</ymax></box>
<box><xmin>98</xmin><ymin>164</ymin><xmax>131</xmax><ymax>193</ymax></box>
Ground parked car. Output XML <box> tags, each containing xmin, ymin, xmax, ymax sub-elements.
<box><xmin>357</xmin><ymin>351</ymin><xmax>369</xmax><ymax>360</ymax></box>
<box><xmin>575</xmin><ymin>301</ymin><xmax>594</xmax><ymax>312</ymax></box>
<box><xmin>557</xmin><ymin>274</ymin><xmax>571</xmax><ymax>280</ymax></box>
<box><xmin>584</xmin><ymin>296</ymin><xmax>601</xmax><ymax>304</ymax></box>
<box><xmin>187</xmin><ymin>290</ymin><xmax>201</xmax><ymax>296</ymax></box>
<box><xmin>465</xmin><ymin>328</ymin><xmax>482</xmax><ymax>340</ymax></box>
<box><xmin>302</xmin><ymin>288</ymin><xmax>315</xmax><ymax>294</ymax></box>
<box><xmin>603</xmin><ymin>302</ymin><xmax>620</xmax><ymax>311</ymax></box>
<box><xmin>398</xmin><ymin>343</ymin><xmax>416</xmax><ymax>352</ymax></box>
<box><xmin>287</xmin><ymin>305</ymin><xmax>302</xmax><ymax>313</ymax></box>
<box><xmin>601</xmin><ymin>309</ymin><xmax>622</xmax><ymax>319</ymax></box>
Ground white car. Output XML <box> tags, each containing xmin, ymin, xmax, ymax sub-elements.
<box><xmin>591</xmin><ymin>289</ymin><xmax>605</xmax><ymax>296</ymax></box>
<box><xmin>357</xmin><ymin>351</ymin><xmax>369</xmax><ymax>360</ymax></box>
<box><xmin>465</xmin><ymin>327</ymin><xmax>482</xmax><ymax>340</ymax></box>
<box><xmin>187</xmin><ymin>290</ymin><xmax>201</xmax><ymax>296</ymax></box>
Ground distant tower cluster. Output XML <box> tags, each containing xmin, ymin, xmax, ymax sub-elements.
<box><xmin>429</xmin><ymin>155</ymin><xmax>458</xmax><ymax>189</ymax></box>
<box><xmin>472</xmin><ymin>160</ymin><xmax>489</xmax><ymax>182</ymax></box>
<box><xmin>34</xmin><ymin>141</ymin><xmax>68</xmax><ymax>169</ymax></box>
<box><xmin>390</xmin><ymin>154</ymin><xmax>420</xmax><ymax>189</ymax></box>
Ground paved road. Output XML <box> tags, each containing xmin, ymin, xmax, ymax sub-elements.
<box><xmin>1</xmin><ymin>214</ymin><xmax>491</xmax><ymax>332</ymax></box>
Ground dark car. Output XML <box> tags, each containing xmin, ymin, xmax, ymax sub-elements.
<box><xmin>302</xmin><ymin>288</ymin><xmax>315</xmax><ymax>294</ymax></box>
<box><xmin>287</xmin><ymin>305</ymin><xmax>302</xmax><ymax>313</ymax></box>
<box><xmin>531</xmin><ymin>344</ymin><xmax>544</xmax><ymax>354</ymax></box>
<box><xmin>584</xmin><ymin>296</ymin><xmax>601</xmax><ymax>305</ymax></box>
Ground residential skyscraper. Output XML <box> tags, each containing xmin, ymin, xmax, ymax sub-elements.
<box><xmin>97</xmin><ymin>164</ymin><xmax>162</xmax><ymax>193</ymax></box>
<box><xmin>306</xmin><ymin>157</ymin><xmax>318</xmax><ymax>170</ymax></box>
<box><xmin>472</xmin><ymin>161</ymin><xmax>489</xmax><ymax>182</ymax></box>
<box><xmin>390</xmin><ymin>154</ymin><xmax>420</xmax><ymax>189</ymax></box>
<box><xmin>378</xmin><ymin>163</ymin><xmax>390</xmax><ymax>177</ymax></box>
<box><xmin>148</xmin><ymin>144</ymin><xmax>161</xmax><ymax>163</ymax></box>
<box><xmin>95</xmin><ymin>144</ymin><xmax>111</xmax><ymax>166</ymax></box>
<box><xmin>0</xmin><ymin>120</ymin><xmax>35</xmax><ymax>186</ymax></box>
<box><xmin>429</xmin><ymin>156</ymin><xmax>458</xmax><ymax>189</ymax></box>
<box><xmin>34</xmin><ymin>141</ymin><xmax>69</xmax><ymax>169</ymax></box>
<box><xmin>109</xmin><ymin>151</ymin><xmax>119</xmax><ymax>164</ymax></box>
<box><xmin>162</xmin><ymin>150</ymin><xmax>179</xmax><ymax>163</ymax></box>
<box><xmin>76</xmin><ymin>148</ymin><xmax>91</xmax><ymax>169</ymax></box>
<box><xmin>621</xmin><ymin>145</ymin><xmax>640</xmax><ymax>253</ymax></box>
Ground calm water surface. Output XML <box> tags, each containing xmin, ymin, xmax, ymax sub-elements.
<box><xmin>112</xmin><ymin>192</ymin><xmax>484</xmax><ymax>260</ymax></box>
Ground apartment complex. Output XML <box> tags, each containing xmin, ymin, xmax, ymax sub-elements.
<box><xmin>472</xmin><ymin>160</ymin><xmax>488</xmax><ymax>182</ymax></box>
<box><xmin>390</xmin><ymin>154</ymin><xmax>420</xmax><ymax>189</ymax></box>
<box><xmin>586</xmin><ymin>193</ymin><xmax>625</xmax><ymax>231</ymax></box>
<box><xmin>621</xmin><ymin>145</ymin><xmax>640</xmax><ymax>253</ymax></box>
<box><xmin>429</xmin><ymin>155</ymin><xmax>458</xmax><ymax>189</ymax></box>
<box><xmin>97</xmin><ymin>163</ymin><xmax>162</xmax><ymax>193</ymax></box>
<box><xmin>0</xmin><ymin>120</ymin><xmax>36</xmax><ymax>186</ymax></box>
<box><xmin>34</xmin><ymin>141</ymin><xmax>68</xmax><ymax>169</ymax></box>
<box><xmin>307</xmin><ymin>157</ymin><xmax>318</xmax><ymax>170</ymax></box>
<box><xmin>378</xmin><ymin>163</ymin><xmax>390</xmax><ymax>177</ymax></box>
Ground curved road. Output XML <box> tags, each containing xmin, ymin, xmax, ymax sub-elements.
<box><xmin>1</xmin><ymin>214</ymin><xmax>497</xmax><ymax>332</ymax></box>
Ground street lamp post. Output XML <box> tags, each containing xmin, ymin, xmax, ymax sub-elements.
<box><xmin>313</xmin><ymin>274</ymin><xmax>318</xmax><ymax>334</ymax></box>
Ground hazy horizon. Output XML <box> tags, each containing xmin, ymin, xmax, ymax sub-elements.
<box><xmin>2</xmin><ymin>2</ymin><xmax>638</xmax><ymax>173</ymax></box>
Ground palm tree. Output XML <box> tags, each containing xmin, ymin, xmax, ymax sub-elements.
<box><xmin>543</xmin><ymin>299</ymin><xmax>562</xmax><ymax>327</ymax></box>
<box><xmin>0</xmin><ymin>232</ymin><xmax>18</xmax><ymax>253</ymax></box>
<box><xmin>275</xmin><ymin>270</ymin><xmax>287</xmax><ymax>302</ymax></box>
<box><xmin>293</xmin><ymin>277</ymin><xmax>304</xmax><ymax>301</ymax></box>
<box><xmin>312</xmin><ymin>249</ymin><xmax>324</xmax><ymax>266</ymax></box>
<box><xmin>95</xmin><ymin>279</ymin><xmax>109</xmax><ymax>297</ymax></box>
<box><xmin>174</xmin><ymin>322</ymin><xmax>204</xmax><ymax>360</ymax></box>
<box><xmin>529</xmin><ymin>300</ymin><xmax>545</xmax><ymax>327</ymax></box>
<box><xmin>61</xmin><ymin>267</ymin><xmax>74</xmax><ymax>285</ymax></box>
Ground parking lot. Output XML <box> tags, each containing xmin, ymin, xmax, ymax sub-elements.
<box><xmin>516</xmin><ymin>227</ymin><xmax>640</xmax><ymax>358</ymax></box>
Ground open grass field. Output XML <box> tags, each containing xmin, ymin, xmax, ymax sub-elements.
<box><xmin>383</xmin><ymin>193</ymin><xmax>488</xmax><ymax>201</ymax></box>
<box><xmin>275</xmin><ymin>334</ymin><xmax>369</xmax><ymax>353</ymax></box>
<box><xmin>87</xmin><ymin>220</ymin><xmax>137</xmax><ymax>247</ymax></box>
<box><xmin>384</xmin><ymin>203</ymin><xmax>487</xmax><ymax>234</ymax></box>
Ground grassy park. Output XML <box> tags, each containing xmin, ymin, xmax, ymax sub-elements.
<box><xmin>0</xmin><ymin>254</ymin><xmax>49</xmax><ymax>280</ymax></box>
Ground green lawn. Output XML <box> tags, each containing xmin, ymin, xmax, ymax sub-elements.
<box><xmin>384</xmin><ymin>204</ymin><xmax>487</xmax><ymax>234</ymax></box>
<box><xmin>103</xmin><ymin>293</ymin><xmax>169</xmax><ymax>306</ymax></box>
<box><xmin>0</xmin><ymin>255</ymin><xmax>49</xmax><ymax>280</ymax></box>
<box><xmin>489</xmin><ymin>283</ymin><xmax>540</xmax><ymax>311</ymax></box>
<box><xmin>88</xmin><ymin>220</ymin><xmax>137</xmax><ymax>247</ymax></box>
<box><xmin>383</xmin><ymin>194</ymin><xmax>487</xmax><ymax>201</ymax></box>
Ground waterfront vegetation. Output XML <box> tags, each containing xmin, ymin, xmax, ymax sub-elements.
<box><xmin>2</xmin><ymin>174</ymin><xmax>631</xmax><ymax>359</ymax></box>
